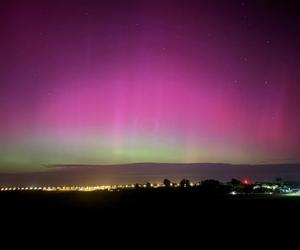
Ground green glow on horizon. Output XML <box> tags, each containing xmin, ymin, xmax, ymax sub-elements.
<box><xmin>0</xmin><ymin>131</ymin><xmax>282</xmax><ymax>172</ymax></box>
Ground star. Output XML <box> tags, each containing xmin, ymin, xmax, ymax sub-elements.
<box><xmin>240</xmin><ymin>56</ymin><xmax>248</xmax><ymax>62</ymax></box>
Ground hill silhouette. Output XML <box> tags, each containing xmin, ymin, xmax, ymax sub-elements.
<box><xmin>1</xmin><ymin>162</ymin><xmax>300</xmax><ymax>186</ymax></box>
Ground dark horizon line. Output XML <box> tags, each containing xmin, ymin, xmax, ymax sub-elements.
<box><xmin>1</xmin><ymin>162</ymin><xmax>299</xmax><ymax>175</ymax></box>
<box><xmin>46</xmin><ymin>162</ymin><xmax>300</xmax><ymax>168</ymax></box>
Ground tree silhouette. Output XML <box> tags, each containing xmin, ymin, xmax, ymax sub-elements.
<box><xmin>180</xmin><ymin>179</ymin><xmax>190</xmax><ymax>188</ymax></box>
<box><xmin>230</xmin><ymin>179</ymin><xmax>242</xmax><ymax>186</ymax></box>
<box><xmin>163</xmin><ymin>179</ymin><xmax>171</xmax><ymax>188</ymax></box>
<box><xmin>200</xmin><ymin>179</ymin><xmax>223</xmax><ymax>194</ymax></box>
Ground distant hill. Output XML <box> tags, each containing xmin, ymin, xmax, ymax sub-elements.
<box><xmin>0</xmin><ymin>162</ymin><xmax>300</xmax><ymax>186</ymax></box>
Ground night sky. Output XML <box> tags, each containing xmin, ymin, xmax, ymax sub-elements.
<box><xmin>1</xmin><ymin>0</ymin><xmax>300</xmax><ymax>172</ymax></box>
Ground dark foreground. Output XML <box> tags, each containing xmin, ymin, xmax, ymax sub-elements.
<box><xmin>1</xmin><ymin>189</ymin><xmax>300</xmax><ymax>226</ymax></box>
<box><xmin>2</xmin><ymin>189</ymin><xmax>300</xmax><ymax>245</ymax></box>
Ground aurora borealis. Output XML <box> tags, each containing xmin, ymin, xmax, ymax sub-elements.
<box><xmin>1</xmin><ymin>0</ymin><xmax>300</xmax><ymax>172</ymax></box>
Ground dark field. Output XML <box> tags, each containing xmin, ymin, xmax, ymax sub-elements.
<box><xmin>1</xmin><ymin>189</ymin><xmax>300</xmax><ymax>227</ymax></box>
<box><xmin>2</xmin><ymin>190</ymin><xmax>300</xmax><ymax>246</ymax></box>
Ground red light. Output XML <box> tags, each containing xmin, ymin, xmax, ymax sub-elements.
<box><xmin>242</xmin><ymin>179</ymin><xmax>250</xmax><ymax>185</ymax></box>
